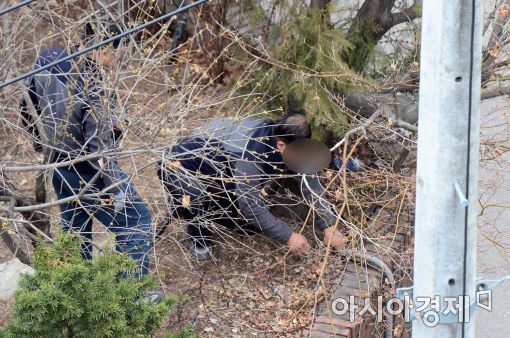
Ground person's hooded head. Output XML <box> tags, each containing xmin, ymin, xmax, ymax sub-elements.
<box><xmin>83</xmin><ymin>22</ymin><xmax>125</xmax><ymax>68</ymax></box>
<box><xmin>274</xmin><ymin>113</ymin><xmax>312</xmax><ymax>154</ymax></box>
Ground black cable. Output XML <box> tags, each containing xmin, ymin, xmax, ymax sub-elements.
<box><xmin>462</xmin><ymin>0</ymin><xmax>477</xmax><ymax>336</ymax></box>
<box><xmin>0</xmin><ymin>0</ymin><xmax>35</xmax><ymax>17</ymax></box>
<box><xmin>0</xmin><ymin>0</ymin><xmax>208</xmax><ymax>90</ymax></box>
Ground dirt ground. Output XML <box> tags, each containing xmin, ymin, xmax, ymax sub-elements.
<box><xmin>154</xmin><ymin>223</ymin><xmax>348</xmax><ymax>337</ymax></box>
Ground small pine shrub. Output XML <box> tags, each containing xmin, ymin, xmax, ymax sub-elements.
<box><xmin>232</xmin><ymin>2</ymin><xmax>367</xmax><ymax>140</ymax></box>
<box><xmin>0</xmin><ymin>233</ymin><xmax>194</xmax><ymax>338</ymax></box>
<box><xmin>163</xmin><ymin>325</ymin><xmax>200</xmax><ymax>338</ymax></box>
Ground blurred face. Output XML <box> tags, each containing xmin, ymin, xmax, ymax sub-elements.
<box><xmin>99</xmin><ymin>49</ymin><xmax>114</xmax><ymax>67</ymax></box>
<box><xmin>93</xmin><ymin>44</ymin><xmax>125</xmax><ymax>68</ymax></box>
<box><xmin>281</xmin><ymin>138</ymin><xmax>332</xmax><ymax>175</ymax></box>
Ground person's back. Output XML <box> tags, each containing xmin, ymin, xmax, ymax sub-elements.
<box><xmin>171</xmin><ymin>117</ymin><xmax>284</xmax><ymax>178</ymax></box>
<box><xmin>160</xmin><ymin>114</ymin><xmax>345</xmax><ymax>260</ymax></box>
<box><xmin>21</xmin><ymin>47</ymin><xmax>117</xmax><ymax>165</ymax></box>
<box><xmin>20</xmin><ymin>23</ymin><xmax>155</xmax><ymax>282</ymax></box>
<box><xmin>20</xmin><ymin>47</ymin><xmax>72</xmax><ymax>152</ymax></box>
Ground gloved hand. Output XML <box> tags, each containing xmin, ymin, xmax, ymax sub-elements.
<box><xmin>333</xmin><ymin>156</ymin><xmax>363</xmax><ymax>172</ymax></box>
<box><xmin>113</xmin><ymin>190</ymin><xmax>126</xmax><ymax>212</ymax></box>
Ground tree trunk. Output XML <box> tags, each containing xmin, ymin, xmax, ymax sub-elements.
<box><xmin>201</xmin><ymin>1</ymin><xmax>228</xmax><ymax>83</ymax></box>
<box><xmin>0</xmin><ymin>177</ymin><xmax>51</xmax><ymax>237</ymax></box>
<box><xmin>345</xmin><ymin>0</ymin><xmax>421</xmax><ymax>72</ymax></box>
<box><xmin>345</xmin><ymin>0</ymin><xmax>396</xmax><ymax>71</ymax></box>
<box><xmin>310</xmin><ymin>0</ymin><xmax>332</xmax><ymax>25</ymax></box>
<box><xmin>1</xmin><ymin>232</ymin><xmax>31</xmax><ymax>264</ymax></box>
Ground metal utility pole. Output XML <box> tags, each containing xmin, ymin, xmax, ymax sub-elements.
<box><xmin>412</xmin><ymin>0</ymin><xmax>482</xmax><ymax>337</ymax></box>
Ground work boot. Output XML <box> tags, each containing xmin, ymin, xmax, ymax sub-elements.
<box><xmin>143</xmin><ymin>289</ymin><xmax>165</xmax><ymax>304</ymax></box>
<box><xmin>156</xmin><ymin>215</ymin><xmax>171</xmax><ymax>237</ymax></box>
<box><xmin>187</xmin><ymin>241</ymin><xmax>212</xmax><ymax>261</ymax></box>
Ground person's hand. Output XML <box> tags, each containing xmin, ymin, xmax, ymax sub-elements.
<box><xmin>113</xmin><ymin>190</ymin><xmax>126</xmax><ymax>212</ymax></box>
<box><xmin>323</xmin><ymin>226</ymin><xmax>346</xmax><ymax>251</ymax></box>
<box><xmin>287</xmin><ymin>232</ymin><xmax>311</xmax><ymax>254</ymax></box>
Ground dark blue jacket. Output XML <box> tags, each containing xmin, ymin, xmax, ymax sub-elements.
<box><xmin>20</xmin><ymin>48</ymin><xmax>123</xmax><ymax>192</ymax></box>
<box><xmin>170</xmin><ymin>117</ymin><xmax>337</xmax><ymax>243</ymax></box>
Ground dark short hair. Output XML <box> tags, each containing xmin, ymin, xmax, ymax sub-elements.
<box><xmin>83</xmin><ymin>23</ymin><xmax>124</xmax><ymax>49</ymax></box>
<box><xmin>274</xmin><ymin>113</ymin><xmax>312</xmax><ymax>144</ymax></box>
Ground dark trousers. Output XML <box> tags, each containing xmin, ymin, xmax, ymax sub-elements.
<box><xmin>52</xmin><ymin>166</ymin><xmax>152</xmax><ymax>278</ymax></box>
<box><xmin>161</xmin><ymin>168</ymin><xmax>253</xmax><ymax>248</ymax></box>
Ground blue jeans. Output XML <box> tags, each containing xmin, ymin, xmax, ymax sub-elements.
<box><xmin>52</xmin><ymin>165</ymin><xmax>152</xmax><ymax>278</ymax></box>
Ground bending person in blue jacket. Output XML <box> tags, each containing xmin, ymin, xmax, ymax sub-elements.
<box><xmin>158</xmin><ymin>113</ymin><xmax>345</xmax><ymax>260</ymax></box>
<box><xmin>20</xmin><ymin>23</ymin><xmax>154</xmax><ymax>282</ymax></box>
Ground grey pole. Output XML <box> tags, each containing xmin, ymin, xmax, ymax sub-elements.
<box><xmin>412</xmin><ymin>0</ymin><xmax>482</xmax><ymax>337</ymax></box>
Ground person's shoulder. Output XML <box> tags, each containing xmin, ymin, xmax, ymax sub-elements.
<box><xmin>37</xmin><ymin>47</ymin><xmax>68</xmax><ymax>63</ymax></box>
<box><xmin>240</xmin><ymin>116</ymin><xmax>275</xmax><ymax>128</ymax></box>
<box><xmin>197</xmin><ymin>117</ymin><xmax>235</xmax><ymax>132</ymax></box>
<box><xmin>35</xmin><ymin>47</ymin><xmax>72</xmax><ymax>77</ymax></box>
<box><xmin>260</xmin><ymin>118</ymin><xmax>276</xmax><ymax>126</ymax></box>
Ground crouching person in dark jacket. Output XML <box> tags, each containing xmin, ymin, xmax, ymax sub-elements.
<box><xmin>20</xmin><ymin>24</ymin><xmax>154</xmax><ymax>283</ymax></box>
<box><xmin>158</xmin><ymin>113</ymin><xmax>345</xmax><ymax>260</ymax></box>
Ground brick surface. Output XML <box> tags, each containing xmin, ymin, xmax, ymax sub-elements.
<box><xmin>304</xmin><ymin>213</ymin><xmax>414</xmax><ymax>338</ymax></box>
<box><xmin>311</xmin><ymin>323</ymin><xmax>352</xmax><ymax>337</ymax></box>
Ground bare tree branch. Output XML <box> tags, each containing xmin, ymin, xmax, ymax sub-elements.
<box><xmin>345</xmin><ymin>0</ymin><xmax>422</xmax><ymax>70</ymax></box>
<box><xmin>0</xmin><ymin>177</ymin><xmax>50</xmax><ymax>236</ymax></box>
<box><xmin>388</xmin><ymin>0</ymin><xmax>422</xmax><ymax>28</ymax></box>
<box><xmin>481</xmin><ymin>83</ymin><xmax>510</xmax><ymax>100</ymax></box>
<box><xmin>482</xmin><ymin>1</ymin><xmax>510</xmax><ymax>82</ymax></box>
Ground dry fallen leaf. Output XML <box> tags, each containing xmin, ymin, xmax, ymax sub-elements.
<box><xmin>166</xmin><ymin>160</ymin><xmax>182</xmax><ymax>169</ymax></box>
<box><xmin>260</xmin><ymin>187</ymin><xmax>269</xmax><ymax>197</ymax></box>
<box><xmin>335</xmin><ymin>190</ymin><xmax>342</xmax><ymax>200</ymax></box>
<box><xmin>258</xmin><ymin>286</ymin><xmax>271</xmax><ymax>300</ymax></box>
<box><xmin>409</xmin><ymin>61</ymin><xmax>420</xmax><ymax>72</ymax></box>
<box><xmin>182</xmin><ymin>195</ymin><xmax>191</xmax><ymax>207</ymax></box>
<box><xmin>311</xmin><ymin>266</ymin><xmax>322</xmax><ymax>275</ymax></box>
<box><xmin>489</xmin><ymin>41</ymin><xmax>501</xmax><ymax>58</ymax></box>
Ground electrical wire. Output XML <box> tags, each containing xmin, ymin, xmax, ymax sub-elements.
<box><xmin>0</xmin><ymin>0</ymin><xmax>34</xmax><ymax>17</ymax></box>
<box><xmin>0</xmin><ymin>0</ymin><xmax>209</xmax><ymax>90</ymax></box>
